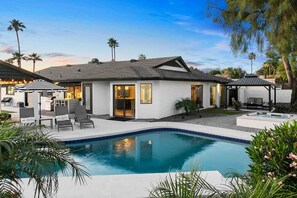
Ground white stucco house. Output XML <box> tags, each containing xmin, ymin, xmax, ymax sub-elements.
<box><xmin>35</xmin><ymin>56</ymin><xmax>230</xmax><ymax>119</ymax></box>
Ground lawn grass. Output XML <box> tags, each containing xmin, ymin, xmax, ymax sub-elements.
<box><xmin>200</xmin><ymin>108</ymin><xmax>242</xmax><ymax>115</ymax></box>
<box><xmin>0</xmin><ymin>110</ymin><xmax>15</xmax><ymax>114</ymax></box>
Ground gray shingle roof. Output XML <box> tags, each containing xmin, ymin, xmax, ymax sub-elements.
<box><xmin>37</xmin><ymin>56</ymin><xmax>230</xmax><ymax>84</ymax></box>
<box><xmin>226</xmin><ymin>74</ymin><xmax>274</xmax><ymax>86</ymax></box>
<box><xmin>0</xmin><ymin>60</ymin><xmax>49</xmax><ymax>81</ymax></box>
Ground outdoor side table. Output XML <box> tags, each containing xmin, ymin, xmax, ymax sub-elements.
<box><xmin>39</xmin><ymin>118</ymin><xmax>54</xmax><ymax>129</ymax></box>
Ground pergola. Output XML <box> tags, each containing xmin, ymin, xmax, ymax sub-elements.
<box><xmin>0</xmin><ymin>60</ymin><xmax>48</xmax><ymax>112</ymax></box>
<box><xmin>225</xmin><ymin>74</ymin><xmax>277</xmax><ymax>111</ymax></box>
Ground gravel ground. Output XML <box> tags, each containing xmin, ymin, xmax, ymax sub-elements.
<box><xmin>183</xmin><ymin>114</ymin><xmax>260</xmax><ymax>133</ymax></box>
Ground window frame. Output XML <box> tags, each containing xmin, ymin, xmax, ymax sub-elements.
<box><xmin>140</xmin><ymin>83</ymin><xmax>152</xmax><ymax>104</ymax></box>
<box><xmin>6</xmin><ymin>86</ymin><xmax>15</xmax><ymax>95</ymax></box>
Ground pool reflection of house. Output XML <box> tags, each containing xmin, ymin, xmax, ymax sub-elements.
<box><xmin>37</xmin><ymin>56</ymin><xmax>230</xmax><ymax>119</ymax></box>
<box><xmin>72</xmin><ymin>133</ymin><xmax>214</xmax><ymax>173</ymax></box>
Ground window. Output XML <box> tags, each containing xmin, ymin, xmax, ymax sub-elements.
<box><xmin>6</xmin><ymin>86</ymin><xmax>14</xmax><ymax>95</ymax></box>
<box><xmin>140</xmin><ymin>83</ymin><xmax>152</xmax><ymax>104</ymax></box>
<box><xmin>210</xmin><ymin>85</ymin><xmax>216</xmax><ymax>106</ymax></box>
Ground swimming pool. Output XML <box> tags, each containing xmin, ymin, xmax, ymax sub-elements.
<box><xmin>66</xmin><ymin>130</ymin><xmax>250</xmax><ymax>176</ymax></box>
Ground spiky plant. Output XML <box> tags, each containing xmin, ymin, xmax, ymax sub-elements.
<box><xmin>0</xmin><ymin>123</ymin><xmax>90</xmax><ymax>197</ymax></box>
<box><xmin>149</xmin><ymin>171</ymin><xmax>295</xmax><ymax>198</ymax></box>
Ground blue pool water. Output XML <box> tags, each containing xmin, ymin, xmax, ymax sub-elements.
<box><xmin>67</xmin><ymin>131</ymin><xmax>250</xmax><ymax>176</ymax></box>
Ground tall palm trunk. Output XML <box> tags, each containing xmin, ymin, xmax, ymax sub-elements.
<box><xmin>15</xmin><ymin>31</ymin><xmax>21</xmax><ymax>67</ymax></box>
<box><xmin>111</xmin><ymin>47</ymin><xmax>114</xmax><ymax>61</ymax></box>
<box><xmin>33</xmin><ymin>60</ymin><xmax>36</xmax><ymax>72</ymax></box>
<box><xmin>281</xmin><ymin>54</ymin><xmax>297</xmax><ymax>106</ymax></box>
<box><xmin>113</xmin><ymin>47</ymin><xmax>116</xmax><ymax>61</ymax></box>
<box><xmin>251</xmin><ymin>59</ymin><xmax>253</xmax><ymax>73</ymax></box>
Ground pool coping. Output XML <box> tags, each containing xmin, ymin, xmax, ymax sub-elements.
<box><xmin>63</xmin><ymin>127</ymin><xmax>251</xmax><ymax>144</ymax></box>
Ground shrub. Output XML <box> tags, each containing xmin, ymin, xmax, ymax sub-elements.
<box><xmin>246</xmin><ymin>121</ymin><xmax>297</xmax><ymax>191</ymax></box>
<box><xmin>175</xmin><ymin>98</ymin><xmax>197</xmax><ymax>116</ymax></box>
<box><xmin>232</xmin><ymin>100</ymin><xmax>241</xmax><ymax>111</ymax></box>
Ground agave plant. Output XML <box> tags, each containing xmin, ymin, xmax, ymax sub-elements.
<box><xmin>0</xmin><ymin>123</ymin><xmax>90</xmax><ymax>197</ymax></box>
<box><xmin>149</xmin><ymin>171</ymin><xmax>295</xmax><ymax>198</ymax></box>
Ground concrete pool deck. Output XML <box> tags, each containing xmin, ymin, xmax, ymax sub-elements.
<box><xmin>23</xmin><ymin>171</ymin><xmax>229</xmax><ymax>198</ymax></box>
<box><xmin>19</xmin><ymin>118</ymin><xmax>254</xmax><ymax>198</ymax></box>
<box><xmin>48</xmin><ymin>118</ymin><xmax>254</xmax><ymax>142</ymax></box>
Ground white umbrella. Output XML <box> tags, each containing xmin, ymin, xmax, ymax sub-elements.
<box><xmin>15</xmin><ymin>79</ymin><xmax>66</xmax><ymax>120</ymax></box>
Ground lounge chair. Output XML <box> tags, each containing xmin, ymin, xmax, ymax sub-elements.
<box><xmin>55</xmin><ymin>106</ymin><xmax>73</xmax><ymax>132</ymax></box>
<box><xmin>1</xmin><ymin>97</ymin><xmax>13</xmax><ymax>106</ymax></box>
<box><xmin>20</xmin><ymin>108</ymin><xmax>36</xmax><ymax>125</ymax></box>
<box><xmin>74</xmin><ymin>105</ymin><xmax>94</xmax><ymax>129</ymax></box>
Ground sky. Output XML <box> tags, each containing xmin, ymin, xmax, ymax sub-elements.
<box><xmin>0</xmin><ymin>0</ymin><xmax>266</xmax><ymax>72</ymax></box>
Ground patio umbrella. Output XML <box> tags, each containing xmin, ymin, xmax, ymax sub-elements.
<box><xmin>14</xmin><ymin>79</ymin><xmax>66</xmax><ymax>120</ymax></box>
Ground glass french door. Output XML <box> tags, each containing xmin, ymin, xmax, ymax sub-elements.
<box><xmin>113</xmin><ymin>85</ymin><xmax>135</xmax><ymax>117</ymax></box>
<box><xmin>83</xmin><ymin>83</ymin><xmax>92</xmax><ymax>114</ymax></box>
<box><xmin>191</xmin><ymin>85</ymin><xmax>203</xmax><ymax>108</ymax></box>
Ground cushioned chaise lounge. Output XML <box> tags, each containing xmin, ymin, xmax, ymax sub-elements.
<box><xmin>55</xmin><ymin>106</ymin><xmax>73</xmax><ymax>132</ymax></box>
<box><xmin>74</xmin><ymin>105</ymin><xmax>94</xmax><ymax>129</ymax></box>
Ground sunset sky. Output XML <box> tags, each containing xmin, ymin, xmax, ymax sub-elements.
<box><xmin>0</xmin><ymin>0</ymin><xmax>266</xmax><ymax>72</ymax></box>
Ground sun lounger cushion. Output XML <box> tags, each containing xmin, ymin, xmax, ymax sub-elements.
<box><xmin>56</xmin><ymin>114</ymin><xmax>69</xmax><ymax>121</ymax></box>
<box><xmin>20</xmin><ymin>117</ymin><xmax>35</xmax><ymax>124</ymax></box>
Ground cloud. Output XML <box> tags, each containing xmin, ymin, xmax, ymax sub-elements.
<box><xmin>194</xmin><ymin>29</ymin><xmax>227</xmax><ymax>38</ymax></box>
<box><xmin>186</xmin><ymin>61</ymin><xmax>204</xmax><ymax>67</ymax></box>
<box><xmin>213</xmin><ymin>41</ymin><xmax>230</xmax><ymax>51</ymax></box>
<box><xmin>174</xmin><ymin>21</ymin><xmax>191</xmax><ymax>26</ymax></box>
<box><xmin>43</xmin><ymin>52</ymin><xmax>73</xmax><ymax>58</ymax></box>
<box><xmin>0</xmin><ymin>45</ymin><xmax>14</xmax><ymax>54</ymax></box>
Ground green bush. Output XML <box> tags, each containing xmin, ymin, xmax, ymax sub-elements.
<box><xmin>175</xmin><ymin>98</ymin><xmax>197</xmax><ymax>115</ymax></box>
<box><xmin>246</xmin><ymin>121</ymin><xmax>297</xmax><ymax>191</ymax></box>
<box><xmin>232</xmin><ymin>100</ymin><xmax>241</xmax><ymax>111</ymax></box>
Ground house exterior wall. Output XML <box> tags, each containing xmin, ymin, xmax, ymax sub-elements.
<box><xmin>88</xmin><ymin>81</ymin><xmax>110</xmax><ymax>115</ymax></box>
<box><xmin>150</xmin><ymin>81</ymin><xmax>218</xmax><ymax>119</ymax></box>
<box><xmin>238</xmin><ymin>86</ymin><xmax>292</xmax><ymax>103</ymax></box>
<box><xmin>1</xmin><ymin>86</ymin><xmax>25</xmax><ymax>106</ymax></box>
<box><xmin>81</xmin><ymin>80</ymin><xmax>220</xmax><ymax>119</ymax></box>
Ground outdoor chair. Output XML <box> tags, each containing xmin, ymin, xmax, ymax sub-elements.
<box><xmin>19</xmin><ymin>107</ymin><xmax>36</xmax><ymax>125</ymax></box>
<box><xmin>246</xmin><ymin>97</ymin><xmax>263</xmax><ymax>109</ymax></box>
<box><xmin>55</xmin><ymin>106</ymin><xmax>73</xmax><ymax>132</ymax></box>
<box><xmin>74</xmin><ymin>105</ymin><xmax>95</xmax><ymax>129</ymax></box>
<box><xmin>1</xmin><ymin>97</ymin><xmax>13</xmax><ymax>106</ymax></box>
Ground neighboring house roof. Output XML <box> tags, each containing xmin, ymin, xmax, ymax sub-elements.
<box><xmin>226</xmin><ymin>74</ymin><xmax>274</xmax><ymax>86</ymax></box>
<box><xmin>37</xmin><ymin>56</ymin><xmax>230</xmax><ymax>84</ymax></box>
<box><xmin>0</xmin><ymin>60</ymin><xmax>49</xmax><ymax>81</ymax></box>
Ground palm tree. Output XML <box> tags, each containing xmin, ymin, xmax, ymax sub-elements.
<box><xmin>4</xmin><ymin>58</ymin><xmax>14</xmax><ymax>65</ymax></box>
<box><xmin>27</xmin><ymin>53</ymin><xmax>42</xmax><ymax>72</ymax></box>
<box><xmin>11</xmin><ymin>52</ymin><xmax>27</xmax><ymax>67</ymax></box>
<box><xmin>7</xmin><ymin>19</ymin><xmax>26</xmax><ymax>67</ymax></box>
<box><xmin>248</xmin><ymin>52</ymin><xmax>256</xmax><ymax>74</ymax></box>
<box><xmin>107</xmin><ymin>38</ymin><xmax>119</xmax><ymax>61</ymax></box>
<box><xmin>0</xmin><ymin>124</ymin><xmax>89</xmax><ymax>197</ymax></box>
<box><xmin>138</xmin><ymin>54</ymin><xmax>146</xmax><ymax>60</ymax></box>
<box><xmin>149</xmin><ymin>171</ymin><xmax>294</xmax><ymax>198</ymax></box>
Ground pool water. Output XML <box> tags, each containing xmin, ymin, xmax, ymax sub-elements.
<box><xmin>67</xmin><ymin>131</ymin><xmax>250</xmax><ymax>176</ymax></box>
<box><xmin>249</xmin><ymin>112</ymin><xmax>290</xmax><ymax>119</ymax></box>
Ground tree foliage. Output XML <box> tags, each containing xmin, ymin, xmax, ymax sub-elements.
<box><xmin>0</xmin><ymin>124</ymin><xmax>90</xmax><ymax>197</ymax></box>
<box><xmin>222</xmin><ymin>67</ymin><xmax>246</xmax><ymax>79</ymax></box>
<box><xmin>208</xmin><ymin>0</ymin><xmax>297</xmax><ymax>106</ymax></box>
